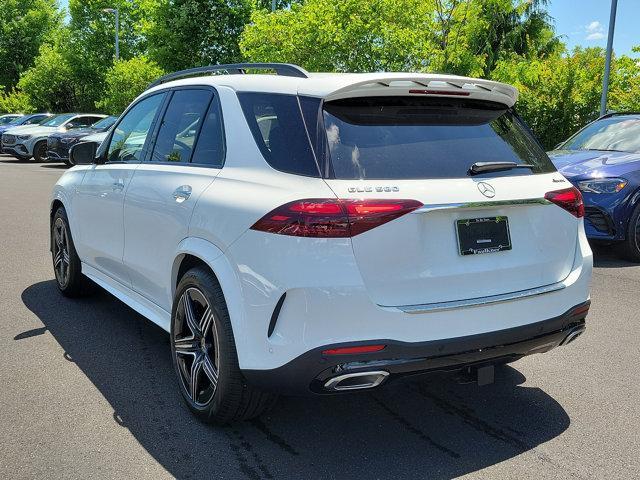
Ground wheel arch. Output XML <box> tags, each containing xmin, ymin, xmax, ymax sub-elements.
<box><xmin>49</xmin><ymin>199</ymin><xmax>65</xmax><ymax>252</ymax></box>
<box><xmin>172</xmin><ymin>238</ymin><xmax>247</xmax><ymax>357</ymax></box>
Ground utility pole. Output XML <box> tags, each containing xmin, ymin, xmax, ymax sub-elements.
<box><xmin>102</xmin><ymin>8</ymin><xmax>120</xmax><ymax>61</ymax></box>
<box><xmin>600</xmin><ymin>0</ymin><xmax>618</xmax><ymax>116</ymax></box>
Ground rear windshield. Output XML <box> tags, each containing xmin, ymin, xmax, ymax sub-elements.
<box><xmin>323</xmin><ymin>97</ymin><xmax>555</xmax><ymax>179</ymax></box>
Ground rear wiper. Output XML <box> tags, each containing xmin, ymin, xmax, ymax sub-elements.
<box><xmin>468</xmin><ymin>161</ymin><xmax>535</xmax><ymax>175</ymax></box>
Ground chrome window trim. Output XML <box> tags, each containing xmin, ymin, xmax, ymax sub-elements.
<box><xmin>390</xmin><ymin>282</ymin><xmax>566</xmax><ymax>314</ymax></box>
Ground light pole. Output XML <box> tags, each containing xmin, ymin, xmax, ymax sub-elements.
<box><xmin>600</xmin><ymin>0</ymin><xmax>618</xmax><ymax>116</ymax></box>
<box><xmin>102</xmin><ymin>8</ymin><xmax>120</xmax><ymax>61</ymax></box>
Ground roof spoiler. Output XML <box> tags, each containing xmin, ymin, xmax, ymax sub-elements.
<box><xmin>321</xmin><ymin>75</ymin><xmax>519</xmax><ymax>106</ymax></box>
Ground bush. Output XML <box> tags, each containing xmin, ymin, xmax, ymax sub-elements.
<box><xmin>18</xmin><ymin>41</ymin><xmax>76</xmax><ymax>112</ymax></box>
<box><xmin>0</xmin><ymin>89</ymin><xmax>33</xmax><ymax>114</ymax></box>
<box><xmin>96</xmin><ymin>57</ymin><xmax>164</xmax><ymax>115</ymax></box>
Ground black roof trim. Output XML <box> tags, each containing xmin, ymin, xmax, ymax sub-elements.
<box><xmin>148</xmin><ymin>63</ymin><xmax>310</xmax><ymax>88</ymax></box>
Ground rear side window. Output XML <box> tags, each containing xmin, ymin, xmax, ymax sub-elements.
<box><xmin>238</xmin><ymin>93</ymin><xmax>320</xmax><ymax>177</ymax></box>
<box><xmin>151</xmin><ymin>89</ymin><xmax>213</xmax><ymax>163</ymax></box>
<box><xmin>323</xmin><ymin>97</ymin><xmax>555</xmax><ymax>180</ymax></box>
<box><xmin>191</xmin><ymin>99</ymin><xmax>225</xmax><ymax>167</ymax></box>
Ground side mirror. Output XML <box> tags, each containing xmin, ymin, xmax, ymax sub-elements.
<box><xmin>69</xmin><ymin>141</ymin><xmax>98</xmax><ymax>165</ymax></box>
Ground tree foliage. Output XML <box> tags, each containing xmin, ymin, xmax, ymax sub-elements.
<box><xmin>0</xmin><ymin>0</ymin><xmax>62</xmax><ymax>91</ymax></box>
<box><xmin>0</xmin><ymin>89</ymin><xmax>33</xmax><ymax>114</ymax></box>
<box><xmin>18</xmin><ymin>32</ymin><xmax>77</xmax><ymax>112</ymax></box>
<box><xmin>96</xmin><ymin>57</ymin><xmax>164</xmax><ymax>114</ymax></box>
<box><xmin>146</xmin><ymin>0</ymin><xmax>252</xmax><ymax>72</ymax></box>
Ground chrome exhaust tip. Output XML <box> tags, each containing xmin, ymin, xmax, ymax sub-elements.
<box><xmin>561</xmin><ymin>325</ymin><xmax>586</xmax><ymax>346</ymax></box>
<box><xmin>324</xmin><ymin>371</ymin><xmax>389</xmax><ymax>391</ymax></box>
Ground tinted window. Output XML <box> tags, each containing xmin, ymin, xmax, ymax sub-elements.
<box><xmin>92</xmin><ymin>116</ymin><xmax>117</xmax><ymax>130</ymax></box>
<box><xmin>562</xmin><ymin>116</ymin><xmax>640</xmax><ymax>153</ymax></box>
<box><xmin>191</xmin><ymin>98</ymin><xmax>225</xmax><ymax>167</ymax></box>
<box><xmin>323</xmin><ymin>97</ymin><xmax>555</xmax><ymax>180</ymax></box>
<box><xmin>150</xmin><ymin>89</ymin><xmax>212</xmax><ymax>163</ymax></box>
<box><xmin>42</xmin><ymin>114</ymin><xmax>75</xmax><ymax>127</ymax></box>
<box><xmin>238</xmin><ymin>93</ymin><xmax>319</xmax><ymax>177</ymax></box>
<box><xmin>107</xmin><ymin>94</ymin><xmax>164</xmax><ymax>163</ymax></box>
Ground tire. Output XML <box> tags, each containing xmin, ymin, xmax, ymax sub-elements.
<box><xmin>171</xmin><ymin>267</ymin><xmax>277</xmax><ymax>424</ymax></box>
<box><xmin>51</xmin><ymin>207</ymin><xmax>94</xmax><ymax>297</ymax></box>
<box><xmin>620</xmin><ymin>203</ymin><xmax>640</xmax><ymax>262</ymax></box>
<box><xmin>33</xmin><ymin>141</ymin><xmax>48</xmax><ymax>162</ymax></box>
<box><xmin>64</xmin><ymin>157</ymin><xmax>74</xmax><ymax>167</ymax></box>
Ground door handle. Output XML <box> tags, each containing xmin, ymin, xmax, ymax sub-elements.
<box><xmin>173</xmin><ymin>185</ymin><xmax>192</xmax><ymax>203</ymax></box>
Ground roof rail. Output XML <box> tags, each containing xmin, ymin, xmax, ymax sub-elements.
<box><xmin>148</xmin><ymin>63</ymin><xmax>309</xmax><ymax>88</ymax></box>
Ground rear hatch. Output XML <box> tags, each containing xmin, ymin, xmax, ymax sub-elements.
<box><xmin>321</xmin><ymin>95</ymin><xmax>581</xmax><ymax>307</ymax></box>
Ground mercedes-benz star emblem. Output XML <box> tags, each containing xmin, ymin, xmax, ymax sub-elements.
<box><xmin>477</xmin><ymin>182</ymin><xmax>496</xmax><ymax>198</ymax></box>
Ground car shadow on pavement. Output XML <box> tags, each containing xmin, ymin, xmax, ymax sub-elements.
<box><xmin>591</xmin><ymin>244</ymin><xmax>637</xmax><ymax>269</ymax></box>
<box><xmin>22</xmin><ymin>280</ymin><xmax>571</xmax><ymax>480</ymax></box>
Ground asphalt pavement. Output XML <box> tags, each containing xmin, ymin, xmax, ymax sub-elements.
<box><xmin>1</xmin><ymin>156</ymin><xmax>639</xmax><ymax>479</ymax></box>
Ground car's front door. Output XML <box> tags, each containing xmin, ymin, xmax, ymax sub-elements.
<box><xmin>123</xmin><ymin>87</ymin><xmax>226</xmax><ymax>311</ymax></box>
<box><xmin>74</xmin><ymin>93</ymin><xmax>166</xmax><ymax>286</ymax></box>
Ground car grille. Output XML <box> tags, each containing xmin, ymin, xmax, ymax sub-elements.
<box><xmin>2</xmin><ymin>134</ymin><xmax>16</xmax><ymax>145</ymax></box>
<box><xmin>584</xmin><ymin>207</ymin><xmax>614</xmax><ymax>235</ymax></box>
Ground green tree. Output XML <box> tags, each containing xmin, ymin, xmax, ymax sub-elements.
<box><xmin>0</xmin><ymin>89</ymin><xmax>33</xmax><ymax>113</ymax></box>
<box><xmin>17</xmin><ymin>33</ymin><xmax>77</xmax><ymax>112</ymax></box>
<box><xmin>66</xmin><ymin>0</ymin><xmax>153</xmax><ymax>110</ymax></box>
<box><xmin>0</xmin><ymin>0</ymin><xmax>62</xmax><ymax>91</ymax></box>
<box><xmin>241</xmin><ymin>0</ymin><xmax>454</xmax><ymax>73</ymax></box>
<box><xmin>147</xmin><ymin>0</ymin><xmax>252</xmax><ymax>72</ymax></box>
<box><xmin>492</xmin><ymin>47</ymin><xmax>606</xmax><ymax>149</ymax></box>
<box><xmin>96</xmin><ymin>56</ymin><xmax>164</xmax><ymax>114</ymax></box>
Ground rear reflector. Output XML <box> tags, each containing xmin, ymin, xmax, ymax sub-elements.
<box><xmin>322</xmin><ymin>345</ymin><xmax>386</xmax><ymax>355</ymax></box>
<box><xmin>251</xmin><ymin>199</ymin><xmax>423</xmax><ymax>237</ymax></box>
<box><xmin>545</xmin><ymin>187</ymin><xmax>585</xmax><ymax>218</ymax></box>
<box><xmin>570</xmin><ymin>303</ymin><xmax>590</xmax><ymax>317</ymax></box>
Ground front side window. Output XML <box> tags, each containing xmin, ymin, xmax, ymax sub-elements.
<box><xmin>561</xmin><ymin>116</ymin><xmax>640</xmax><ymax>153</ymax></box>
<box><xmin>150</xmin><ymin>89</ymin><xmax>212</xmax><ymax>163</ymax></box>
<box><xmin>107</xmin><ymin>94</ymin><xmax>165</xmax><ymax>163</ymax></box>
<box><xmin>238</xmin><ymin>93</ymin><xmax>320</xmax><ymax>177</ymax></box>
<box><xmin>323</xmin><ymin>97</ymin><xmax>555</xmax><ymax>180</ymax></box>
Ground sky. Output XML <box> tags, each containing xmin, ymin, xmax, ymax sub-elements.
<box><xmin>57</xmin><ymin>0</ymin><xmax>638</xmax><ymax>57</ymax></box>
<box><xmin>548</xmin><ymin>0</ymin><xmax>638</xmax><ymax>56</ymax></box>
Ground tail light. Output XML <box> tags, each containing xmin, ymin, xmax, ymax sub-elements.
<box><xmin>251</xmin><ymin>199</ymin><xmax>423</xmax><ymax>238</ymax></box>
<box><xmin>545</xmin><ymin>187</ymin><xmax>584</xmax><ymax>218</ymax></box>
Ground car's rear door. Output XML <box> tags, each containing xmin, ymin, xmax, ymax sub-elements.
<box><xmin>321</xmin><ymin>96</ymin><xmax>581</xmax><ymax>308</ymax></box>
<box><xmin>122</xmin><ymin>87</ymin><xmax>225</xmax><ymax>311</ymax></box>
<box><xmin>74</xmin><ymin>93</ymin><xmax>166</xmax><ymax>286</ymax></box>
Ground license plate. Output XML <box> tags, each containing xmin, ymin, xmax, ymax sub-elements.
<box><xmin>456</xmin><ymin>216</ymin><xmax>511</xmax><ymax>256</ymax></box>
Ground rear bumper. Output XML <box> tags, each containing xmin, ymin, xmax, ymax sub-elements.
<box><xmin>242</xmin><ymin>302</ymin><xmax>589</xmax><ymax>395</ymax></box>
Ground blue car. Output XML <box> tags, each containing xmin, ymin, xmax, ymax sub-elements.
<box><xmin>548</xmin><ymin>112</ymin><xmax>640</xmax><ymax>261</ymax></box>
<box><xmin>0</xmin><ymin>113</ymin><xmax>52</xmax><ymax>136</ymax></box>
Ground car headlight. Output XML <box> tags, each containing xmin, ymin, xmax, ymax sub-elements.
<box><xmin>17</xmin><ymin>134</ymin><xmax>31</xmax><ymax>140</ymax></box>
<box><xmin>577</xmin><ymin>178</ymin><xmax>628</xmax><ymax>194</ymax></box>
<box><xmin>61</xmin><ymin>137</ymin><xmax>79</xmax><ymax>144</ymax></box>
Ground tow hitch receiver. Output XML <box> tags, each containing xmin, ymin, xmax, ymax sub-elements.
<box><xmin>456</xmin><ymin>365</ymin><xmax>495</xmax><ymax>386</ymax></box>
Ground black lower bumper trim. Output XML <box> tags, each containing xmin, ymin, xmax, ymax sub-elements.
<box><xmin>242</xmin><ymin>301</ymin><xmax>589</xmax><ymax>395</ymax></box>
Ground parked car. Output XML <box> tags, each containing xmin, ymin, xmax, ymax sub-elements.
<box><xmin>0</xmin><ymin>113</ymin><xmax>52</xmax><ymax>138</ymax></box>
<box><xmin>548</xmin><ymin>112</ymin><xmax>640</xmax><ymax>261</ymax></box>
<box><xmin>52</xmin><ymin>63</ymin><xmax>592</xmax><ymax>424</ymax></box>
<box><xmin>0</xmin><ymin>113</ymin><xmax>23</xmax><ymax>126</ymax></box>
<box><xmin>47</xmin><ymin>115</ymin><xmax>118</xmax><ymax>166</ymax></box>
<box><xmin>2</xmin><ymin>113</ymin><xmax>107</xmax><ymax>162</ymax></box>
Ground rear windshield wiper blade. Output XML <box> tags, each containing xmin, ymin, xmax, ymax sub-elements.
<box><xmin>468</xmin><ymin>161</ymin><xmax>535</xmax><ymax>175</ymax></box>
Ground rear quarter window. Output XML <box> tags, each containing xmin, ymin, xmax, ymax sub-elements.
<box><xmin>322</xmin><ymin>96</ymin><xmax>555</xmax><ymax>180</ymax></box>
<box><xmin>238</xmin><ymin>93</ymin><xmax>320</xmax><ymax>177</ymax></box>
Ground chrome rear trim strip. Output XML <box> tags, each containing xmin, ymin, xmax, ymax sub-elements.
<box><xmin>392</xmin><ymin>282</ymin><xmax>566</xmax><ymax>314</ymax></box>
<box><xmin>412</xmin><ymin>198</ymin><xmax>551</xmax><ymax>215</ymax></box>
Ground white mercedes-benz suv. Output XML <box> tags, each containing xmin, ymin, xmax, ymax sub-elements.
<box><xmin>51</xmin><ymin>63</ymin><xmax>592</xmax><ymax>424</ymax></box>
